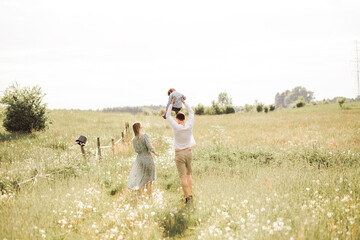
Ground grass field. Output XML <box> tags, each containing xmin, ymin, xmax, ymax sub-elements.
<box><xmin>1</xmin><ymin>103</ymin><xmax>360</xmax><ymax>239</ymax></box>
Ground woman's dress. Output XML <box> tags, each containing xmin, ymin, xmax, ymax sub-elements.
<box><xmin>127</xmin><ymin>133</ymin><xmax>156</xmax><ymax>190</ymax></box>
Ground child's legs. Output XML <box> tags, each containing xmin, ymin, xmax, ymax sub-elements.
<box><xmin>172</xmin><ymin>107</ymin><xmax>181</xmax><ymax>114</ymax></box>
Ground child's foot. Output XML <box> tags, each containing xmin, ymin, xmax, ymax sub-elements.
<box><xmin>162</xmin><ymin>115</ymin><xmax>166</xmax><ymax>119</ymax></box>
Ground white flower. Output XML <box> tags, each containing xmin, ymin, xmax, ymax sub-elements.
<box><xmin>327</xmin><ymin>212</ymin><xmax>333</xmax><ymax>218</ymax></box>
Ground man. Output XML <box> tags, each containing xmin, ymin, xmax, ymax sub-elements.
<box><xmin>166</xmin><ymin>97</ymin><xmax>196</xmax><ymax>203</ymax></box>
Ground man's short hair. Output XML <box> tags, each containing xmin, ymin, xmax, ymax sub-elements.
<box><xmin>176</xmin><ymin>112</ymin><xmax>185</xmax><ymax>121</ymax></box>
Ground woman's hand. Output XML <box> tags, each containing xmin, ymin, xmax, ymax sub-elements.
<box><xmin>153</xmin><ymin>151</ymin><xmax>159</xmax><ymax>157</ymax></box>
<box><xmin>152</xmin><ymin>142</ymin><xmax>156</xmax><ymax>147</ymax></box>
<box><xmin>181</xmin><ymin>97</ymin><xmax>185</xmax><ymax>104</ymax></box>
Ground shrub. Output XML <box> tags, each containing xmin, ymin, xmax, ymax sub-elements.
<box><xmin>256</xmin><ymin>104</ymin><xmax>263</xmax><ymax>112</ymax></box>
<box><xmin>0</xmin><ymin>83</ymin><xmax>51</xmax><ymax>133</ymax></box>
<box><xmin>269</xmin><ymin>104</ymin><xmax>275</xmax><ymax>111</ymax></box>
<box><xmin>322</xmin><ymin>99</ymin><xmax>329</xmax><ymax>104</ymax></box>
<box><xmin>337</xmin><ymin>97</ymin><xmax>346</xmax><ymax>108</ymax></box>
<box><xmin>264</xmin><ymin>106</ymin><xmax>269</xmax><ymax>113</ymax></box>
<box><xmin>211</xmin><ymin>101</ymin><xmax>222</xmax><ymax>115</ymax></box>
<box><xmin>295</xmin><ymin>96</ymin><xmax>306</xmax><ymax>108</ymax></box>
<box><xmin>224</xmin><ymin>105</ymin><xmax>235</xmax><ymax>114</ymax></box>
<box><xmin>195</xmin><ymin>104</ymin><xmax>205</xmax><ymax>115</ymax></box>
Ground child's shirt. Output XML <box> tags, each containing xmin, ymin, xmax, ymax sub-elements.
<box><xmin>167</xmin><ymin>91</ymin><xmax>186</xmax><ymax>109</ymax></box>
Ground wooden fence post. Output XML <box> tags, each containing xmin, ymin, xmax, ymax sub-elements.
<box><xmin>111</xmin><ymin>138</ymin><xmax>115</xmax><ymax>155</ymax></box>
<box><xmin>122</xmin><ymin>132</ymin><xmax>125</xmax><ymax>142</ymax></box>
<box><xmin>80</xmin><ymin>145</ymin><xmax>86</xmax><ymax>160</ymax></box>
<box><xmin>97</xmin><ymin>137</ymin><xmax>101</xmax><ymax>160</ymax></box>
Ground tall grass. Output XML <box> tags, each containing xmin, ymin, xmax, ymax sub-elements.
<box><xmin>1</xmin><ymin>103</ymin><xmax>360</xmax><ymax>239</ymax></box>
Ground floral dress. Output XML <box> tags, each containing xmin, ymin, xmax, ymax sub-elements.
<box><xmin>127</xmin><ymin>133</ymin><xmax>156</xmax><ymax>190</ymax></box>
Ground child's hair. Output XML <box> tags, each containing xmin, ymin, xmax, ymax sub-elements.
<box><xmin>168</xmin><ymin>88</ymin><xmax>176</xmax><ymax>96</ymax></box>
<box><xmin>176</xmin><ymin>112</ymin><xmax>185</xmax><ymax>121</ymax></box>
<box><xmin>133</xmin><ymin>122</ymin><xmax>141</xmax><ymax>140</ymax></box>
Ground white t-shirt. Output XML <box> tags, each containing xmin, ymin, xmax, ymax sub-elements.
<box><xmin>166</xmin><ymin>102</ymin><xmax>196</xmax><ymax>150</ymax></box>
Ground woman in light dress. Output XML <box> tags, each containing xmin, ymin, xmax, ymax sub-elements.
<box><xmin>127</xmin><ymin>122</ymin><xmax>159</xmax><ymax>195</ymax></box>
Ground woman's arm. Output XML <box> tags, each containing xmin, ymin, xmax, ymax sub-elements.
<box><xmin>144</xmin><ymin>134</ymin><xmax>159</xmax><ymax>156</ymax></box>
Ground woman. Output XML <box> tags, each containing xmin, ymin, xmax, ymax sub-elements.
<box><xmin>127</xmin><ymin>122</ymin><xmax>159</xmax><ymax>195</ymax></box>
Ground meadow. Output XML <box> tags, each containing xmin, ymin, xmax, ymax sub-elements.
<box><xmin>0</xmin><ymin>103</ymin><xmax>360</xmax><ymax>239</ymax></box>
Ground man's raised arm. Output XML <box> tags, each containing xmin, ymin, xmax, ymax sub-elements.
<box><xmin>182</xmin><ymin>98</ymin><xmax>194</xmax><ymax>127</ymax></box>
<box><xmin>166</xmin><ymin>98</ymin><xmax>178</xmax><ymax>129</ymax></box>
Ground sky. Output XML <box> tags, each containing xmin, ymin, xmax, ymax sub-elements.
<box><xmin>1</xmin><ymin>0</ymin><xmax>360</xmax><ymax>110</ymax></box>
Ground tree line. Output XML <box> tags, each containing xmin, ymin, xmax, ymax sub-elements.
<box><xmin>2</xmin><ymin>83</ymin><xmax>360</xmax><ymax>134</ymax></box>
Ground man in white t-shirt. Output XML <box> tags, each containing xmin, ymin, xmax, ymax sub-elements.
<box><xmin>166</xmin><ymin>97</ymin><xmax>196</xmax><ymax>204</ymax></box>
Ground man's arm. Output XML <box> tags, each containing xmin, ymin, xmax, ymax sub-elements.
<box><xmin>166</xmin><ymin>98</ymin><xmax>179</xmax><ymax>129</ymax></box>
<box><xmin>182</xmin><ymin>98</ymin><xmax>194</xmax><ymax>127</ymax></box>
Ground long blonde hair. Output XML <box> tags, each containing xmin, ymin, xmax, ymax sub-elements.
<box><xmin>133</xmin><ymin>122</ymin><xmax>142</xmax><ymax>140</ymax></box>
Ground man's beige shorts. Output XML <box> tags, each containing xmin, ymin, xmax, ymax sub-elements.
<box><xmin>175</xmin><ymin>149</ymin><xmax>192</xmax><ymax>177</ymax></box>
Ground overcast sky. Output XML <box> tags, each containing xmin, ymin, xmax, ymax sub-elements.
<box><xmin>1</xmin><ymin>0</ymin><xmax>360</xmax><ymax>109</ymax></box>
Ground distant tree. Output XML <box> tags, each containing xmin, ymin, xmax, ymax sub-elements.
<box><xmin>0</xmin><ymin>83</ymin><xmax>51</xmax><ymax>133</ymax></box>
<box><xmin>275</xmin><ymin>86</ymin><xmax>314</xmax><ymax>108</ymax></box>
<box><xmin>322</xmin><ymin>99</ymin><xmax>329</xmax><ymax>104</ymax></box>
<box><xmin>337</xmin><ymin>97</ymin><xmax>346</xmax><ymax>108</ymax></box>
<box><xmin>195</xmin><ymin>104</ymin><xmax>205</xmax><ymax>115</ymax></box>
<box><xmin>275</xmin><ymin>90</ymin><xmax>290</xmax><ymax>108</ymax></box>
<box><xmin>284</xmin><ymin>86</ymin><xmax>314</xmax><ymax>106</ymax></box>
<box><xmin>244</xmin><ymin>104</ymin><xmax>254</xmax><ymax>112</ymax></box>
<box><xmin>217</xmin><ymin>92</ymin><xmax>233</xmax><ymax>107</ymax></box>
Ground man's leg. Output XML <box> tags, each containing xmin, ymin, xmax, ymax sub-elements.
<box><xmin>180</xmin><ymin>175</ymin><xmax>189</xmax><ymax>198</ymax></box>
<box><xmin>186</xmin><ymin>168</ymin><xmax>192</xmax><ymax>196</ymax></box>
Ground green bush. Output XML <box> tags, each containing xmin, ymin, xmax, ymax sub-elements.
<box><xmin>0</xmin><ymin>83</ymin><xmax>51</xmax><ymax>133</ymax></box>
<box><xmin>224</xmin><ymin>105</ymin><xmax>235</xmax><ymax>114</ymax></box>
<box><xmin>295</xmin><ymin>96</ymin><xmax>306</xmax><ymax>108</ymax></box>
<box><xmin>264</xmin><ymin>106</ymin><xmax>269</xmax><ymax>113</ymax></box>
<box><xmin>269</xmin><ymin>104</ymin><xmax>275</xmax><ymax>111</ymax></box>
<box><xmin>256</xmin><ymin>104</ymin><xmax>263</xmax><ymax>112</ymax></box>
<box><xmin>195</xmin><ymin>104</ymin><xmax>205</xmax><ymax>115</ymax></box>
<box><xmin>337</xmin><ymin>97</ymin><xmax>346</xmax><ymax>108</ymax></box>
<box><xmin>211</xmin><ymin>101</ymin><xmax>222</xmax><ymax>115</ymax></box>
